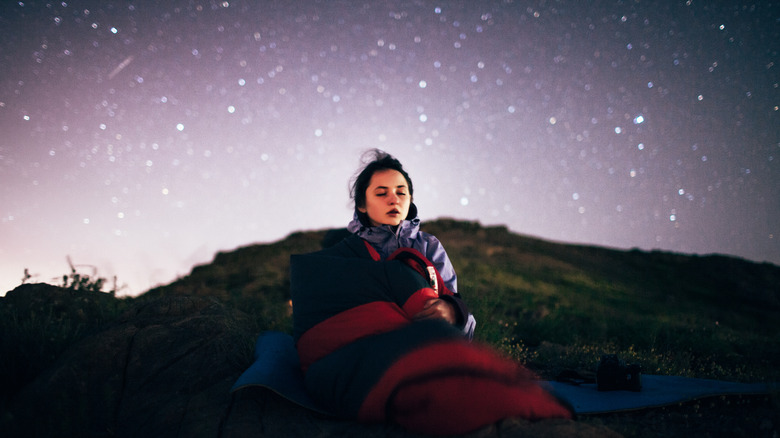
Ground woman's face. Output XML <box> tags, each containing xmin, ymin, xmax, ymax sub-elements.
<box><xmin>359</xmin><ymin>169</ymin><xmax>411</xmax><ymax>227</ymax></box>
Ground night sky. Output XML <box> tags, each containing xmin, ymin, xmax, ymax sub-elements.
<box><xmin>1</xmin><ymin>1</ymin><xmax>778</xmax><ymax>296</ymax></box>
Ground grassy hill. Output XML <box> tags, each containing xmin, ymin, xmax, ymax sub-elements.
<box><xmin>3</xmin><ymin>218</ymin><xmax>778</xmax><ymax>437</ymax></box>
<box><xmin>143</xmin><ymin>219</ymin><xmax>780</xmax><ymax>383</ymax></box>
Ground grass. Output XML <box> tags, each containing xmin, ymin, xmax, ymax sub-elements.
<box><xmin>455</xmin><ymin>241</ymin><xmax>780</xmax><ymax>382</ymax></box>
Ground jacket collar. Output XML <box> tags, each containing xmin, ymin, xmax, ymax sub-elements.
<box><xmin>347</xmin><ymin>203</ymin><xmax>420</xmax><ymax>241</ymax></box>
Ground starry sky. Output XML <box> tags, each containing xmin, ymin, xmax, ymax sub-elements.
<box><xmin>1</xmin><ymin>1</ymin><xmax>778</xmax><ymax>296</ymax></box>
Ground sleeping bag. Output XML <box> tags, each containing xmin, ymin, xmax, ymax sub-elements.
<box><xmin>291</xmin><ymin>234</ymin><xmax>572</xmax><ymax>435</ymax></box>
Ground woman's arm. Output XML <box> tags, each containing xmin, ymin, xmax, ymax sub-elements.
<box><xmin>422</xmin><ymin>234</ymin><xmax>458</xmax><ymax>293</ymax></box>
<box><xmin>422</xmin><ymin>234</ymin><xmax>476</xmax><ymax>339</ymax></box>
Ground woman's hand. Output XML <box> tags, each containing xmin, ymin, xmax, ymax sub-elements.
<box><xmin>413</xmin><ymin>298</ymin><xmax>456</xmax><ymax>325</ymax></box>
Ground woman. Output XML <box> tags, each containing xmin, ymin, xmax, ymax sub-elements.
<box><xmin>290</xmin><ymin>150</ymin><xmax>572</xmax><ymax>435</ymax></box>
<box><xmin>347</xmin><ymin>149</ymin><xmax>476</xmax><ymax>337</ymax></box>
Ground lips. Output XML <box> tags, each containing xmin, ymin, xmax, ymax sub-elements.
<box><xmin>386</xmin><ymin>209</ymin><xmax>402</xmax><ymax>219</ymax></box>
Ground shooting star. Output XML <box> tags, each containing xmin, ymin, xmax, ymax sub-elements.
<box><xmin>108</xmin><ymin>55</ymin><xmax>134</xmax><ymax>80</ymax></box>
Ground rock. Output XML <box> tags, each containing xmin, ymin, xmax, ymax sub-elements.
<box><xmin>0</xmin><ymin>283</ymin><xmax>126</xmax><ymax>403</ymax></box>
<box><xmin>4</xmin><ymin>295</ymin><xmax>254</xmax><ymax>437</ymax></box>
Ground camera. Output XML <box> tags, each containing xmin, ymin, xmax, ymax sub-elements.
<box><xmin>596</xmin><ymin>354</ymin><xmax>642</xmax><ymax>392</ymax></box>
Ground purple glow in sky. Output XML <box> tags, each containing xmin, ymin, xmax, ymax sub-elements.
<box><xmin>1</xmin><ymin>1</ymin><xmax>778</xmax><ymax>296</ymax></box>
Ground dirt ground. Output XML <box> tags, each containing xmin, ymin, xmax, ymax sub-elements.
<box><xmin>579</xmin><ymin>393</ymin><xmax>779</xmax><ymax>438</ymax></box>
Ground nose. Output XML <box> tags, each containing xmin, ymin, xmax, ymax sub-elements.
<box><xmin>388</xmin><ymin>193</ymin><xmax>399</xmax><ymax>204</ymax></box>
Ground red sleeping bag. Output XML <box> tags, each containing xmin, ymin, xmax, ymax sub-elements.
<box><xmin>291</xmin><ymin>235</ymin><xmax>572</xmax><ymax>435</ymax></box>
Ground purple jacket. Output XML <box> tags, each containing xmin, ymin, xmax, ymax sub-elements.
<box><xmin>347</xmin><ymin>213</ymin><xmax>457</xmax><ymax>292</ymax></box>
<box><xmin>347</xmin><ymin>206</ymin><xmax>476</xmax><ymax>337</ymax></box>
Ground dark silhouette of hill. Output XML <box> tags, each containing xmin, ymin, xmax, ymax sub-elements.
<box><xmin>147</xmin><ymin>219</ymin><xmax>780</xmax><ymax>317</ymax></box>
<box><xmin>1</xmin><ymin>219</ymin><xmax>778</xmax><ymax>437</ymax></box>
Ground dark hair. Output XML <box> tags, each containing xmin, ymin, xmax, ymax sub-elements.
<box><xmin>350</xmin><ymin>149</ymin><xmax>414</xmax><ymax>211</ymax></box>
